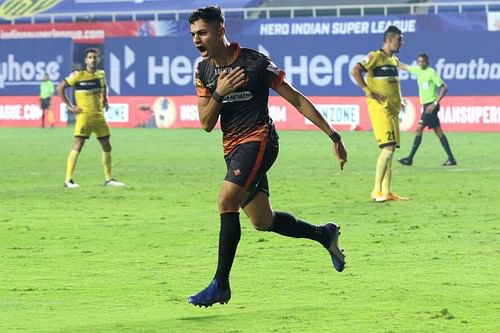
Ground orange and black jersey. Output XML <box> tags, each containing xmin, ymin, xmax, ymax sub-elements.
<box><xmin>195</xmin><ymin>43</ymin><xmax>285</xmax><ymax>156</ymax></box>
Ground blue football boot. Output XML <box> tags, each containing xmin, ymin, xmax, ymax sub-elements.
<box><xmin>188</xmin><ymin>279</ymin><xmax>231</xmax><ymax>307</ymax></box>
<box><xmin>324</xmin><ymin>223</ymin><xmax>345</xmax><ymax>272</ymax></box>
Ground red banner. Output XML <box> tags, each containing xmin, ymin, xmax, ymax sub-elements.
<box><xmin>0</xmin><ymin>22</ymin><xmax>143</xmax><ymax>44</ymax></box>
<box><xmin>1</xmin><ymin>95</ymin><xmax>499</xmax><ymax>132</ymax></box>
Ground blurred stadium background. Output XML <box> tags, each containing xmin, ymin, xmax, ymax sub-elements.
<box><xmin>1</xmin><ymin>0</ymin><xmax>499</xmax><ymax>132</ymax></box>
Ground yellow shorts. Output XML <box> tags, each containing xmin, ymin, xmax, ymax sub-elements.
<box><xmin>74</xmin><ymin>113</ymin><xmax>110</xmax><ymax>138</ymax></box>
<box><xmin>367</xmin><ymin>101</ymin><xmax>400</xmax><ymax>148</ymax></box>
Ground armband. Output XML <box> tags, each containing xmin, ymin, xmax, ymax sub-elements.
<box><xmin>212</xmin><ymin>91</ymin><xmax>224</xmax><ymax>104</ymax></box>
<box><xmin>329</xmin><ymin>132</ymin><xmax>341</xmax><ymax>143</ymax></box>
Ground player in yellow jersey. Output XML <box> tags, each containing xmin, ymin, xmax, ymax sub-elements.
<box><xmin>57</xmin><ymin>48</ymin><xmax>124</xmax><ymax>188</ymax></box>
<box><xmin>351</xmin><ymin>25</ymin><xmax>408</xmax><ymax>203</ymax></box>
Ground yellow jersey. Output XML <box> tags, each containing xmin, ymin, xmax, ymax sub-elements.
<box><xmin>359</xmin><ymin>50</ymin><xmax>401</xmax><ymax>112</ymax></box>
<box><xmin>65</xmin><ymin>70</ymin><xmax>106</xmax><ymax>116</ymax></box>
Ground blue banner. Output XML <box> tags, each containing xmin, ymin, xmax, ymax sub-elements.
<box><xmin>231</xmin><ymin>13</ymin><xmax>488</xmax><ymax>36</ymax></box>
<box><xmin>104</xmin><ymin>31</ymin><xmax>499</xmax><ymax>97</ymax></box>
<box><xmin>105</xmin><ymin>12</ymin><xmax>489</xmax><ymax>38</ymax></box>
<box><xmin>0</xmin><ymin>38</ymin><xmax>72</xmax><ymax>95</ymax></box>
<box><xmin>105</xmin><ymin>37</ymin><xmax>200</xmax><ymax>96</ymax></box>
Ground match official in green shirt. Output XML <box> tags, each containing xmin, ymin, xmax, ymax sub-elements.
<box><xmin>40</xmin><ymin>74</ymin><xmax>55</xmax><ymax>128</ymax></box>
<box><xmin>398</xmin><ymin>53</ymin><xmax>457</xmax><ymax>166</ymax></box>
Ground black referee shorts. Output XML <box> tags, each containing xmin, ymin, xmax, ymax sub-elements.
<box><xmin>40</xmin><ymin>98</ymin><xmax>51</xmax><ymax>110</ymax></box>
<box><xmin>224</xmin><ymin>140</ymin><xmax>279</xmax><ymax>208</ymax></box>
<box><xmin>419</xmin><ymin>102</ymin><xmax>441</xmax><ymax>129</ymax></box>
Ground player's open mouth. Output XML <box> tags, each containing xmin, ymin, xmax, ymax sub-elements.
<box><xmin>197</xmin><ymin>46</ymin><xmax>208</xmax><ymax>56</ymax></box>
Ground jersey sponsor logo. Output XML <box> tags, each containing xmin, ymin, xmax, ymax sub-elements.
<box><xmin>222</xmin><ymin>91</ymin><xmax>252</xmax><ymax>103</ymax></box>
<box><xmin>373</xmin><ymin>65</ymin><xmax>398</xmax><ymax>78</ymax></box>
<box><xmin>214</xmin><ymin>67</ymin><xmax>232</xmax><ymax>75</ymax></box>
<box><xmin>74</xmin><ymin>78</ymin><xmax>101</xmax><ymax>91</ymax></box>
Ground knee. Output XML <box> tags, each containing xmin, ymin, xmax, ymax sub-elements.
<box><xmin>252</xmin><ymin>220</ymin><xmax>271</xmax><ymax>232</ymax></box>
<box><xmin>383</xmin><ymin>146</ymin><xmax>395</xmax><ymax>156</ymax></box>
<box><xmin>102</xmin><ymin>143</ymin><xmax>112</xmax><ymax>152</ymax></box>
<box><xmin>218</xmin><ymin>194</ymin><xmax>240</xmax><ymax>213</ymax></box>
<box><xmin>249</xmin><ymin>213</ymin><xmax>274</xmax><ymax>232</ymax></box>
<box><xmin>73</xmin><ymin>142</ymin><xmax>84</xmax><ymax>152</ymax></box>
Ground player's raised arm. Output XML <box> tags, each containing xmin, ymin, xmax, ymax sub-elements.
<box><xmin>273</xmin><ymin>80</ymin><xmax>347</xmax><ymax>170</ymax></box>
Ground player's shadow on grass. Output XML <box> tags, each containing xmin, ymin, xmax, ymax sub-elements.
<box><xmin>180</xmin><ymin>314</ymin><xmax>228</xmax><ymax>321</ymax></box>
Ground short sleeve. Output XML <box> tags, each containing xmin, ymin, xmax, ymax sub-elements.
<box><xmin>65</xmin><ymin>71</ymin><xmax>80</xmax><ymax>87</ymax></box>
<box><xmin>258</xmin><ymin>56</ymin><xmax>285</xmax><ymax>90</ymax></box>
<box><xmin>100</xmin><ymin>70</ymin><xmax>107</xmax><ymax>86</ymax></box>
<box><xmin>194</xmin><ymin>64</ymin><xmax>211</xmax><ymax>97</ymax></box>
<box><xmin>430</xmin><ymin>69</ymin><xmax>444</xmax><ymax>86</ymax></box>
<box><xmin>359</xmin><ymin>51</ymin><xmax>379</xmax><ymax>71</ymax></box>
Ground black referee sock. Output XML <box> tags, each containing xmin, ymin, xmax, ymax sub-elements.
<box><xmin>408</xmin><ymin>135</ymin><xmax>422</xmax><ymax>160</ymax></box>
<box><xmin>439</xmin><ymin>135</ymin><xmax>455</xmax><ymax>161</ymax></box>
<box><xmin>213</xmin><ymin>212</ymin><xmax>241</xmax><ymax>287</ymax></box>
<box><xmin>269</xmin><ymin>211</ymin><xmax>328</xmax><ymax>246</ymax></box>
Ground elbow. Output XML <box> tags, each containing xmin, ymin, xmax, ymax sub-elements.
<box><xmin>56</xmin><ymin>85</ymin><xmax>64</xmax><ymax>97</ymax></box>
<box><xmin>202</xmin><ymin>125</ymin><xmax>213</xmax><ymax>133</ymax></box>
<box><xmin>350</xmin><ymin>67</ymin><xmax>360</xmax><ymax>78</ymax></box>
<box><xmin>200</xmin><ymin>121</ymin><xmax>215</xmax><ymax>132</ymax></box>
<box><xmin>350</xmin><ymin>65</ymin><xmax>357</xmax><ymax>76</ymax></box>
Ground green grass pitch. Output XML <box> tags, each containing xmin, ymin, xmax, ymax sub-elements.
<box><xmin>0</xmin><ymin>128</ymin><xmax>498</xmax><ymax>332</ymax></box>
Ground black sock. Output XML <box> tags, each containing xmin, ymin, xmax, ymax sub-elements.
<box><xmin>408</xmin><ymin>135</ymin><xmax>422</xmax><ymax>160</ymax></box>
<box><xmin>269</xmin><ymin>211</ymin><xmax>328</xmax><ymax>246</ymax></box>
<box><xmin>439</xmin><ymin>135</ymin><xmax>455</xmax><ymax>161</ymax></box>
<box><xmin>213</xmin><ymin>212</ymin><xmax>241</xmax><ymax>287</ymax></box>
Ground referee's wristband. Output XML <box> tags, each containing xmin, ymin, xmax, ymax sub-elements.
<box><xmin>329</xmin><ymin>132</ymin><xmax>341</xmax><ymax>143</ymax></box>
<box><xmin>212</xmin><ymin>91</ymin><xmax>224</xmax><ymax>104</ymax></box>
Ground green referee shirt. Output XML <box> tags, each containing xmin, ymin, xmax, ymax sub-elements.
<box><xmin>40</xmin><ymin>80</ymin><xmax>55</xmax><ymax>99</ymax></box>
<box><xmin>407</xmin><ymin>66</ymin><xmax>444</xmax><ymax>104</ymax></box>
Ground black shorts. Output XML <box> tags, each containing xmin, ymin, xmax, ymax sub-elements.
<box><xmin>419</xmin><ymin>102</ymin><xmax>441</xmax><ymax>129</ymax></box>
<box><xmin>40</xmin><ymin>98</ymin><xmax>51</xmax><ymax>110</ymax></box>
<box><xmin>224</xmin><ymin>140</ymin><xmax>279</xmax><ymax>208</ymax></box>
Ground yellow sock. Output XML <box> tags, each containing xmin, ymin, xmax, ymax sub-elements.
<box><xmin>102</xmin><ymin>151</ymin><xmax>112</xmax><ymax>181</ymax></box>
<box><xmin>382</xmin><ymin>157</ymin><xmax>393</xmax><ymax>194</ymax></box>
<box><xmin>65</xmin><ymin>150</ymin><xmax>79</xmax><ymax>182</ymax></box>
<box><xmin>374</xmin><ymin>149</ymin><xmax>393</xmax><ymax>193</ymax></box>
